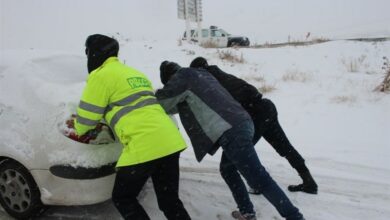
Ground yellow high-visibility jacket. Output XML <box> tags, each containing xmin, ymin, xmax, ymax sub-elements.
<box><xmin>74</xmin><ymin>57</ymin><xmax>186</xmax><ymax>167</ymax></box>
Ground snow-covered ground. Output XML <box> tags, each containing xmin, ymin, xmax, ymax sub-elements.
<box><xmin>1</xmin><ymin>0</ymin><xmax>390</xmax><ymax>219</ymax></box>
<box><xmin>1</xmin><ymin>39</ymin><xmax>389</xmax><ymax>220</ymax></box>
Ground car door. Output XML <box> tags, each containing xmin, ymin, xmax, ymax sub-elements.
<box><xmin>196</xmin><ymin>29</ymin><xmax>210</xmax><ymax>44</ymax></box>
<box><xmin>210</xmin><ymin>29</ymin><xmax>228</xmax><ymax>47</ymax></box>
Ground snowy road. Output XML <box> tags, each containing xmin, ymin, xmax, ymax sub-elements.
<box><xmin>1</xmin><ymin>152</ymin><xmax>390</xmax><ymax>220</ymax></box>
<box><xmin>0</xmin><ymin>200</ymin><xmax>121</xmax><ymax>220</ymax></box>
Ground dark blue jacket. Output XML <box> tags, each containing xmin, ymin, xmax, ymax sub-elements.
<box><xmin>204</xmin><ymin>65</ymin><xmax>263</xmax><ymax>116</ymax></box>
<box><xmin>156</xmin><ymin>68</ymin><xmax>251</xmax><ymax>162</ymax></box>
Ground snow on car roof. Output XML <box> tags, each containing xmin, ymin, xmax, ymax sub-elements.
<box><xmin>0</xmin><ymin>52</ymin><xmax>121</xmax><ymax>168</ymax></box>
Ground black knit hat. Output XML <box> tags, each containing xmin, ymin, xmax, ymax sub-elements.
<box><xmin>160</xmin><ymin>61</ymin><xmax>181</xmax><ymax>85</ymax></box>
<box><xmin>85</xmin><ymin>34</ymin><xmax>119</xmax><ymax>73</ymax></box>
<box><xmin>85</xmin><ymin>34</ymin><xmax>119</xmax><ymax>56</ymax></box>
<box><xmin>190</xmin><ymin>57</ymin><xmax>209</xmax><ymax>68</ymax></box>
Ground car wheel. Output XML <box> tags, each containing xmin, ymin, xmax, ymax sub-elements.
<box><xmin>0</xmin><ymin>160</ymin><xmax>46</xmax><ymax>219</ymax></box>
<box><xmin>230</xmin><ymin>42</ymin><xmax>238</xmax><ymax>47</ymax></box>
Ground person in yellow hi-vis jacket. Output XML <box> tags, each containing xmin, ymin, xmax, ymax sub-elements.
<box><xmin>73</xmin><ymin>34</ymin><xmax>191</xmax><ymax>220</ymax></box>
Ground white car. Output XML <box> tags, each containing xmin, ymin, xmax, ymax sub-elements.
<box><xmin>0</xmin><ymin>54</ymin><xmax>122</xmax><ymax>219</ymax></box>
<box><xmin>182</xmin><ymin>26</ymin><xmax>250</xmax><ymax>48</ymax></box>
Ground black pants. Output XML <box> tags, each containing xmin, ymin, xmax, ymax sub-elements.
<box><xmin>112</xmin><ymin>152</ymin><xmax>191</xmax><ymax>220</ymax></box>
<box><xmin>251</xmin><ymin>98</ymin><xmax>308</xmax><ymax>173</ymax></box>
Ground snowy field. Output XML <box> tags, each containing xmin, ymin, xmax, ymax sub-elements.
<box><xmin>1</xmin><ymin>39</ymin><xmax>389</xmax><ymax>220</ymax></box>
<box><xmin>1</xmin><ymin>0</ymin><xmax>390</xmax><ymax>219</ymax></box>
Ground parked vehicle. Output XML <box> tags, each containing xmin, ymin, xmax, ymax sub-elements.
<box><xmin>0</xmin><ymin>55</ymin><xmax>122</xmax><ymax>219</ymax></box>
<box><xmin>183</xmin><ymin>26</ymin><xmax>250</xmax><ymax>47</ymax></box>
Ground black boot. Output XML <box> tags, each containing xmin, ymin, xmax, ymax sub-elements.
<box><xmin>288</xmin><ymin>171</ymin><xmax>318</xmax><ymax>194</ymax></box>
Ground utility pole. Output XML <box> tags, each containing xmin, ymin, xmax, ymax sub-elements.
<box><xmin>196</xmin><ymin>0</ymin><xmax>203</xmax><ymax>42</ymax></box>
<box><xmin>178</xmin><ymin>0</ymin><xmax>203</xmax><ymax>43</ymax></box>
<box><xmin>185</xmin><ymin>0</ymin><xmax>191</xmax><ymax>42</ymax></box>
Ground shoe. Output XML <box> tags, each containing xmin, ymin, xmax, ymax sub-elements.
<box><xmin>286</xmin><ymin>212</ymin><xmax>306</xmax><ymax>220</ymax></box>
<box><xmin>232</xmin><ymin>211</ymin><xmax>257</xmax><ymax>220</ymax></box>
<box><xmin>288</xmin><ymin>183</ymin><xmax>317</xmax><ymax>194</ymax></box>
<box><xmin>248</xmin><ymin>187</ymin><xmax>262</xmax><ymax>195</ymax></box>
<box><xmin>243</xmin><ymin>213</ymin><xmax>257</xmax><ymax>220</ymax></box>
<box><xmin>288</xmin><ymin>171</ymin><xmax>318</xmax><ymax>194</ymax></box>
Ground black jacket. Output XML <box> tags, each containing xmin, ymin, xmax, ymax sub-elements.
<box><xmin>204</xmin><ymin>65</ymin><xmax>263</xmax><ymax>116</ymax></box>
<box><xmin>156</xmin><ymin>68</ymin><xmax>251</xmax><ymax>162</ymax></box>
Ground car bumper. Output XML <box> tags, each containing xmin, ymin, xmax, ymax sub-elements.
<box><xmin>30</xmin><ymin>169</ymin><xmax>116</xmax><ymax>206</ymax></box>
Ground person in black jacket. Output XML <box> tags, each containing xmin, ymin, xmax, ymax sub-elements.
<box><xmin>190</xmin><ymin>57</ymin><xmax>318</xmax><ymax>194</ymax></box>
<box><xmin>156</xmin><ymin>61</ymin><xmax>305</xmax><ymax>220</ymax></box>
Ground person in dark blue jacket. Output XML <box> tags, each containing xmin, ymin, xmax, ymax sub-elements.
<box><xmin>189</xmin><ymin>57</ymin><xmax>318</xmax><ymax>194</ymax></box>
<box><xmin>156</xmin><ymin>61</ymin><xmax>305</xmax><ymax>220</ymax></box>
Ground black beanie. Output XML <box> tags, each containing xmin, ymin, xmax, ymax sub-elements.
<box><xmin>85</xmin><ymin>34</ymin><xmax>119</xmax><ymax>73</ymax></box>
<box><xmin>190</xmin><ymin>57</ymin><xmax>209</xmax><ymax>68</ymax></box>
<box><xmin>160</xmin><ymin>61</ymin><xmax>181</xmax><ymax>85</ymax></box>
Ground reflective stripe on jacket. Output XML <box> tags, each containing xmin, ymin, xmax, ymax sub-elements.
<box><xmin>75</xmin><ymin>57</ymin><xmax>187</xmax><ymax>167</ymax></box>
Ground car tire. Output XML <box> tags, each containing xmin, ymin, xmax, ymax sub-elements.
<box><xmin>229</xmin><ymin>42</ymin><xmax>237</xmax><ymax>47</ymax></box>
<box><xmin>0</xmin><ymin>159</ymin><xmax>46</xmax><ymax>219</ymax></box>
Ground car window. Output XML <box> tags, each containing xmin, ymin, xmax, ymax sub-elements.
<box><xmin>219</xmin><ymin>29</ymin><xmax>230</xmax><ymax>36</ymax></box>
<box><xmin>202</xmin><ymin>29</ymin><xmax>209</xmax><ymax>38</ymax></box>
<box><xmin>211</xmin><ymin>30</ymin><xmax>224</xmax><ymax>37</ymax></box>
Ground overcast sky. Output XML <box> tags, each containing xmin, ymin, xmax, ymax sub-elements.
<box><xmin>1</xmin><ymin>0</ymin><xmax>389</xmax><ymax>50</ymax></box>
